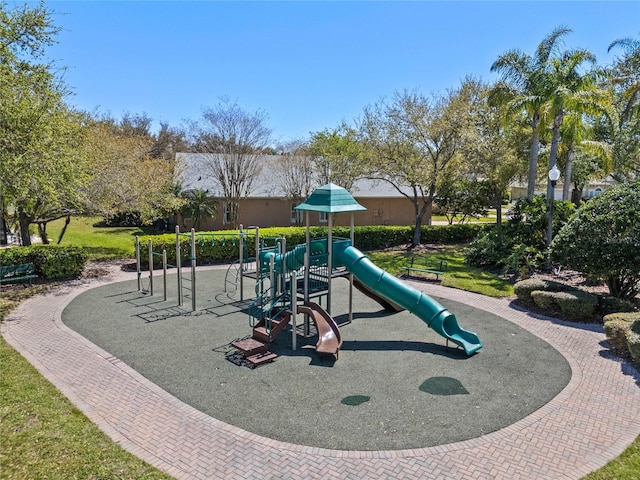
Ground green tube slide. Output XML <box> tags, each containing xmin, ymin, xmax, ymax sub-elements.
<box><xmin>267</xmin><ymin>238</ymin><xmax>482</xmax><ymax>356</ymax></box>
<box><xmin>333</xmin><ymin>242</ymin><xmax>482</xmax><ymax>355</ymax></box>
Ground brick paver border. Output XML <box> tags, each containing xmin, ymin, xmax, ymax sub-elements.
<box><xmin>3</xmin><ymin>267</ymin><xmax>639</xmax><ymax>479</ymax></box>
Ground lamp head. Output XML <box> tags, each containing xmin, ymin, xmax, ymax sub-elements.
<box><xmin>548</xmin><ymin>165</ymin><xmax>561</xmax><ymax>182</ymax></box>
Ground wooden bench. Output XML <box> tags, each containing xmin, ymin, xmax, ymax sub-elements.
<box><xmin>402</xmin><ymin>256</ymin><xmax>447</xmax><ymax>280</ymax></box>
<box><xmin>0</xmin><ymin>263</ymin><xmax>38</xmax><ymax>286</ymax></box>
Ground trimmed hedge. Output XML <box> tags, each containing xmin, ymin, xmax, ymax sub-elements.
<box><xmin>530</xmin><ymin>290</ymin><xmax>557</xmax><ymax>310</ymax></box>
<box><xmin>554</xmin><ymin>291</ymin><xmax>599</xmax><ymax>318</ymax></box>
<box><xmin>604</xmin><ymin>313</ymin><xmax>640</xmax><ymax>357</ymax></box>
<box><xmin>628</xmin><ymin>332</ymin><xmax>640</xmax><ymax>361</ymax></box>
<box><xmin>137</xmin><ymin>224</ymin><xmax>488</xmax><ymax>266</ymax></box>
<box><xmin>529</xmin><ymin>289</ymin><xmax>599</xmax><ymax>318</ymax></box>
<box><xmin>513</xmin><ymin>278</ymin><xmax>566</xmax><ymax>304</ymax></box>
<box><xmin>0</xmin><ymin>245</ymin><xmax>88</xmax><ymax>279</ymax></box>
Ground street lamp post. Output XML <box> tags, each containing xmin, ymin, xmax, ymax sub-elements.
<box><xmin>547</xmin><ymin>165</ymin><xmax>561</xmax><ymax>249</ymax></box>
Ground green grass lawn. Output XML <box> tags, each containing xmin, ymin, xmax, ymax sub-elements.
<box><xmin>1</xmin><ymin>218</ymin><xmax>638</xmax><ymax>479</ymax></box>
<box><xmin>367</xmin><ymin>245</ymin><xmax>514</xmax><ymax>298</ymax></box>
<box><xmin>46</xmin><ymin>215</ymin><xmax>147</xmax><ymax>261</ymax></box>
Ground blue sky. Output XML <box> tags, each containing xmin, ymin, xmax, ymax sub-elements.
<box><xmin>40</xmin><ymin>1</ymin><xmax>640</xmax><ymax>144</ymax></box>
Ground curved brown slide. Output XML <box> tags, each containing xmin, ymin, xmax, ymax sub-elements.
<box><xmin>297</xmin><ymin>301</ymin><xmax>343</xmax><ymax>359</ymax></box>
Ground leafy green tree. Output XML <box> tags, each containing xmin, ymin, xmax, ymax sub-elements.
<box><xmin>435</xmin><ymin>176</ymin><xmax>492</xmax><ymax>225</ymax></box>
<box><xmin>0</xmin><ymin>1</ymin><xmax>88</xmax><ymax>245</ymax></box>
<box><xmin>81</xmin><ymin>114</ymin><xmax>178</xmax><ymax>224</ymax></box>
<box><xmin>308</xmin><ymin>124</ymin><xmax>364</xmax><ymax>191</ymax></box>
<box><xmin>180</xmin><ymin>188</ymin><xmax>217</xmax><ymax>231</ymax></box>
<box><xmin>460</xmin><ymin>78</ymin><xmax>524</xmax><ymax>232</ymax></box>
<box><xmin>359</xmin><ymin>87</ymin><xmax>472</xmax><ymax>246</ymax></box>
<box><xmin>490</xmin><ymin>27</ymin><xmax>571</xmax><ymax>200</ymax></box>
<box><xmin>551</xmin><ymin>180</ymin><xmax>640</xmax><ymax>299</ymax></box>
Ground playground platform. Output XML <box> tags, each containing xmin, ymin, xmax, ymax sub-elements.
<box><xmin>2</xmin><ymin>262</ymin><xmax>639</xmax><ymax>479</ymax></box>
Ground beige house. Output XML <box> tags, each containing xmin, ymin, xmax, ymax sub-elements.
<box><xmin>510</xmin><ymin>178</ymin><xmax>618</xmax><ymax>201</ymax></box>
<box><xmin>176</xmin><ymin>153</ymin><xmax>429</xmax><ymax>231</ymax></box>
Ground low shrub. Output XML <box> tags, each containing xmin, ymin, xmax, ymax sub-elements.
<box><xmin>597</xmin><ymin>295</ymin><xmax>636</xmax><ymax>315</ymax></box>
<box><xmin>554</xmin><ymin>290</ymin><xmax>598</xmax><ymax>319</ymax></box>
<box><xmin>628</xmin><ymin>332</ymin><xmax>640</xmax><ymax>361</ymax></box>
<box><xmin>531</xmin><ymin>290</ymin><xmax>558</xmax><ymax>310</ymax></box>
<box><xmin>514</xmin><ymin>278</ymin><xmax>566</xmax><ymax>303</ymax></box>
<box><xmin>603</xmin><ymin>313</ymin><xmax>640</xmax><ymax>353</ymax></box>
<box><xmin>0</xmin><ymin>245</ymin><xmax>87</xmax><ymax>279</ymax></box>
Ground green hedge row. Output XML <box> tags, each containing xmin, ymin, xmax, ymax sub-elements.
<box><xmin>0</xmin><ymin>245</ymin><xmax>88</xmax><ymax>279</ymax></box>
<box><xmin>137</xmin><ymin>224</ymin><xmax>487</xmax><ymax>266</ymax></box>
<box><xmin>514</xmin><ymin>278</ymin><xmax>636</xmax><ymax>320</ymax></box>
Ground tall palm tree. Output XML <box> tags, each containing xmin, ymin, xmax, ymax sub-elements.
<box><xmin>608</xmin><ymin>35</ymin><xmax>640</xmax><ymax>123</ymax></box>
<box><xmin>606</xmin><ymin>34</ymin><xmax>640</xmax><ymax>180</ymax></box>
<box><xmin>544</xmin><ymin>48</ymin><xmax>608</xmax><ymax>201</ymax></box>
<box><xmin>558</xmin><ymin>112</ymin><xmax>611</xmax><ymax>202</ymax></box>
<box><xmin>490</xmin><ymin>27</ymin><xmax>571</xmax><ymax>200</ymax></box>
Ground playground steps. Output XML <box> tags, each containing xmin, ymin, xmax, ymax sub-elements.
<box><xmin>230</xmin><ymin>337</ymin><xmax>279</xmax><ymax>367</ymax></box>
<box><xmin>252</xmin><ymin>311</ymin><xmax>292</xmax><ymax>343</ymax></box>
<box><xmin>231</xmin><ymin>337</ymin><xmax>269</xmax><ymax>356</ymax></box>
<box><xmin>246</xmin><ymin>351</ymin><xmax>278</xmax><ymax>366</ymax></box>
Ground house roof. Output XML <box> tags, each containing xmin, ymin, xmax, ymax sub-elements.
<box><xmin>176</xmin><ymin>153</ymin><xmax>412</xmax><ymax>199</ymax></box>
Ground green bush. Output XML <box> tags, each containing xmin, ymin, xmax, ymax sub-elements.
<box><xmin>465</xmin><ymin>196</ymin><xmax>574</xmax><ymax>273</ymax></box>
<box><xmin>531</xmin><ymin>290</ymin><xmax>558</xmax><ymax>310</ymax></box>
<box><xmin>551</xmin><ymin>180</ymin><xmax>640</xmax><ymax>300</ymax></box>
<box><xmin>603</xmin><ymin>313</ymin><xmax>640</xmax><ymax>353</ymax></box>
<box><xmin>633</xmin><ymin>319</ymin><xmax>640</xmax><ymax>334</ymax></box>
<box><xmin>627</xmin><ymin>332</ymin><xmax>640</xmax><ymax>361</ymax></box>
<box><xmin>597</xmin><ymin>295</ymin><xmax>636</xmax><ymax>315</ymax></box>
<box><xmin>513</xmin><ymin>278</ymin><xmax>566</xmax><ymax>303</ymax></box>
<box><xmin>0</xmin><ymin>245</ymin><xmax>87</xmax><ymax>279</ymax></box>
<box><xmin>553</xmin><ymin>290</ymin><xmax>599</xmax><ymax>319</ymax></box>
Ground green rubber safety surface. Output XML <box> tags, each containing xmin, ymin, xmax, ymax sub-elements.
<box><xmin>62</xmin><ymin>269</ymin><xmax>571</xmax><ymax>451</ymax></box>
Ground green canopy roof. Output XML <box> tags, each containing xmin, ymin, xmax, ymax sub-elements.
<box><xmin>295</xmin><ymin>183</ymin><xmax>367</xmax><ymax>213</ymax></box>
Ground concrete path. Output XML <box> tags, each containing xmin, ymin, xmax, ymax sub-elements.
<box><xmin>3</xmin><ymin>264</ymin><xmax>639</xmax><ymax>480</ymax></box>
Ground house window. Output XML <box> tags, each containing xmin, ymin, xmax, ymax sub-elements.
<box><xmin>319</xmin><ymin>211</ymin><xmax>327</xmax><ymax>223</ymax></box>
<box><xmin>223</xmin><ymin>202</ymin><xmax>231</xmax><ymax>225</ymax></box>
<box><xmin>291</xmin><ymin>206</ymin><xmax>304</xmax><ymax>224</ymax></box>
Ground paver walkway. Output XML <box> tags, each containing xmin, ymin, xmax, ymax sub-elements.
<box><xmin>2</xmin><ymin>265</ymin><xmax>639</xmax><ymax>480</ymax></box>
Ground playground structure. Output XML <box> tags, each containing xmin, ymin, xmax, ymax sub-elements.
<box><xmin>135</xmin><ymin>183</ymin><xmax>482</xmax><ymax>366</ymax></box>
<box><xmin>135</xmin><ymin>225</ymin><xmax>255</xmax><ymax>311</ymax></box>
<box><xmin>230</xmin><ymin>183</ymin><xmax>483</xmax><ymax>366</ymax></box>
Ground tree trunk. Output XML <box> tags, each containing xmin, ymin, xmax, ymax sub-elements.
<box><xmin>0</xmin><ymin>197</ymin><xmax>7</xmax><ymax>245</ymax></box>
<box><xmin>0</xmin><ymin>215</ymin><xmax>7</xmax><ymax>245</ymax></box>
<box><xmin>527</xmin><ymin>114</ymin><xmax>541</xmax><ymax>201</ymax></box>
<box><xmin>571</xmin><ymin>187</ymin><xmax>582</xmax><ymax>206</ymax></box>
<box><xmin>17</xmin><ymin>209</ymin><xmax>33</xmax><ymax>246</ymax></box>
<box><xmin>57</xmin><ymin>215</ymin><xmax>71</xmax><ymax>244</ymax></box>
<box><xmin>37</xmin><ymin>222</ymin><xmax>50</xmax><ymax>244</ymax></box>
<box><xmin>411</xmin><ymin>200</ymin><xmax>431</xmax><ymax>247</ymax></box>
<box><xmin>562</xmin><ymin>147</ymin><xmax>574</xmax><ymax>201</ymax></box>
<box><xmin>547</xmin><ymin>112</ymin><xmax>563</xmax><ymax>201</ymax></box>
